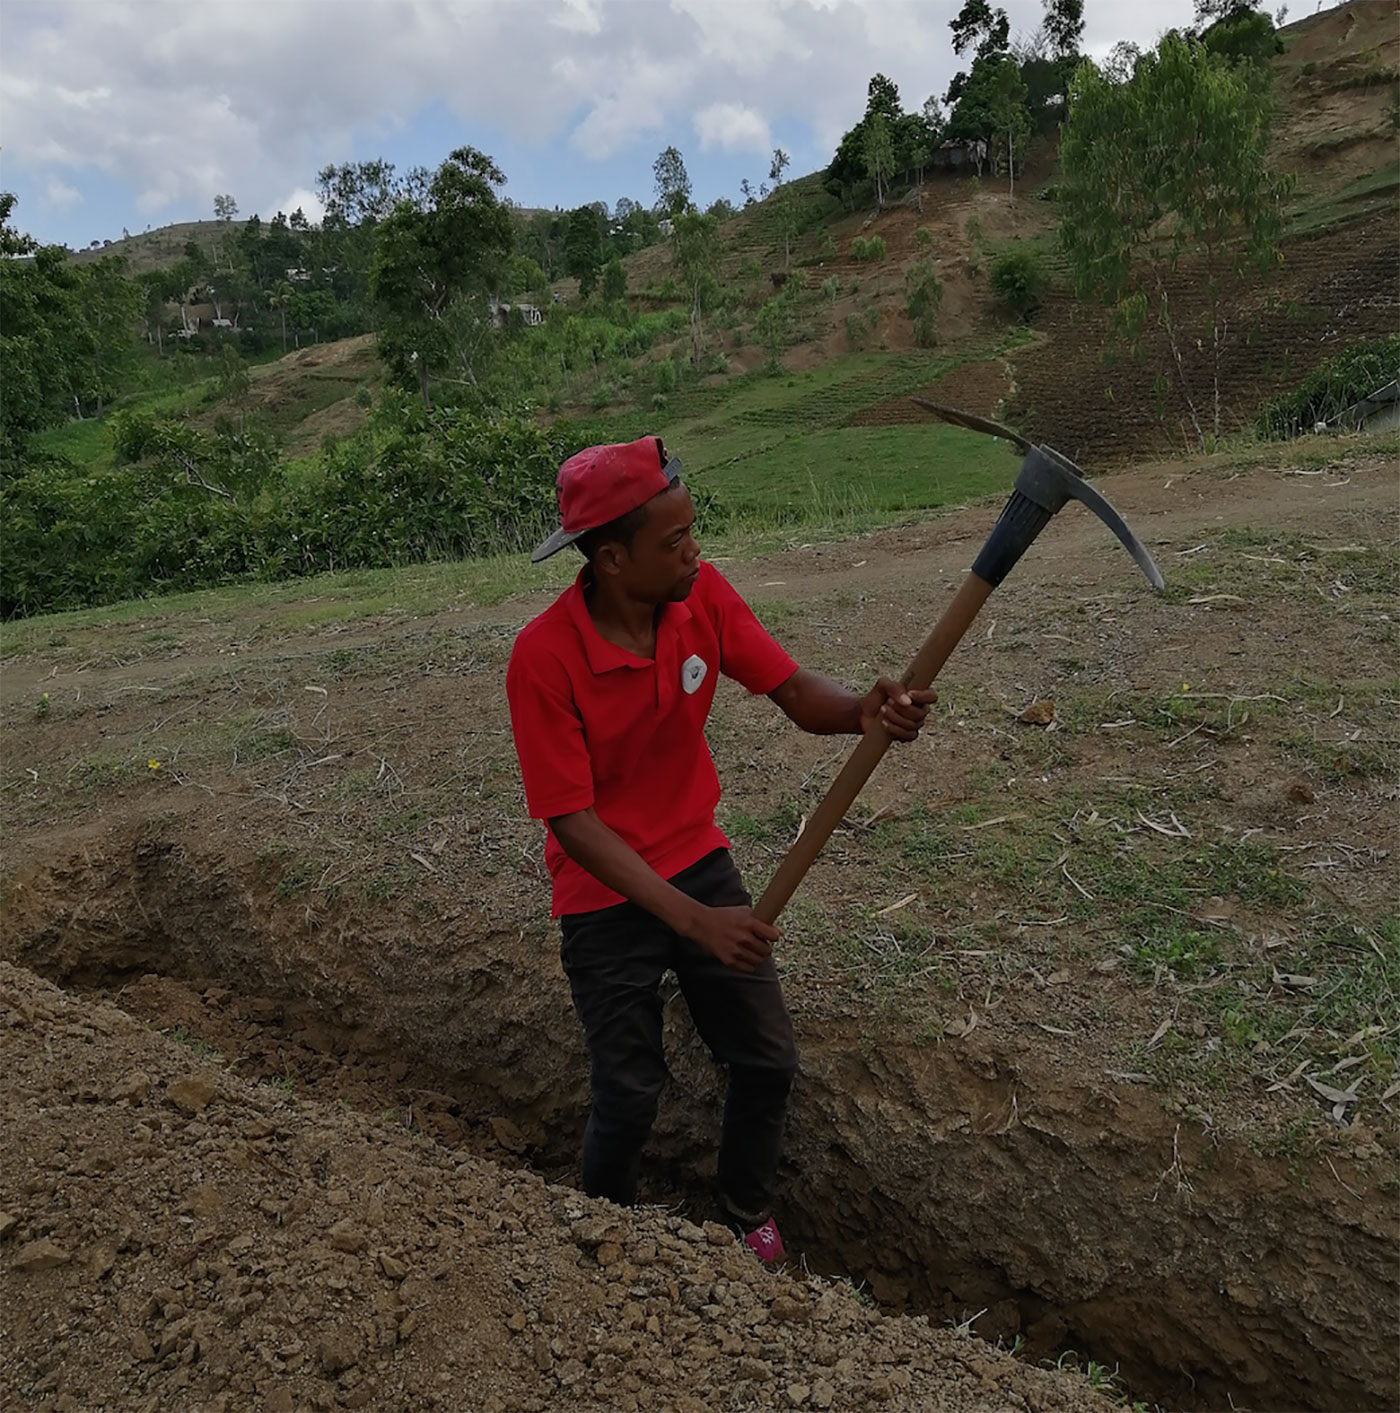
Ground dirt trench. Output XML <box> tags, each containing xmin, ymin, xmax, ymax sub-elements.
<box><xmin>4</xmin><ymin>824</ymin><xmax>1395</xmax><ymax>1412</ymax></box>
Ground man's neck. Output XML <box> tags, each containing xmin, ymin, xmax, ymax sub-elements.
<box><xmin>584</xmin><ymin>572</ymin><xmax>661</xmax><ymax>658</ymax></box>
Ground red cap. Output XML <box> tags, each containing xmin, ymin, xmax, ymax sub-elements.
<box><xmin>531</xmin><ymin>435</ymin><xmax>681</xmax><ymax>562</ymax></box>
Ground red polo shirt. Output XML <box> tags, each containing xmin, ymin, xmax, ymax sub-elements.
<box><xmin>506</xmin><ymin>561</ymin><xmax>797</xmax><ymax>917</ymax></box>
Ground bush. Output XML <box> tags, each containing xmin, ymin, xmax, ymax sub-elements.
<box><xmin>1255</xmin><ymin>335</ymin><xmax>1400</xmax><ymax>440</ymax></box>
<box><xmin>821</xmin><ymin>275</ymin><xmax>840</xmax><ymax>303</ymax></box>
<box><xmin>653</xmin><ymin>360</ymin><xmax>678</xmax><ymax>395</ymax></box>
<box><xmin>989</xmin><ymin>248</ymin><xmax>1050</xmax><ymax>321</ymax></box>
<box><xmin>0</xmin><ymin>399</ymin><xmax>574</xmax><ymax>617</ymax></box>
<box><xmin>904</xmin><ymin>260</ymin><xmax>943</xmax><ymax>348</ymax></box>
<box><xmin>849</xmin><ymin>235</ymin><xmax>886</xmax><ymax>263</ymax></box>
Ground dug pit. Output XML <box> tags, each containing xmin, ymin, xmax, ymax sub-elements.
<box><xmin>3</xmin><ymin>828</ymin><xmax>1395</xmax><ymax>1412</ymax></box>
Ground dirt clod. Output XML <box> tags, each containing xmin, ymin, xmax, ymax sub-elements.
<box><xmin>12</xmin><ymin>1238</ymin><xmax>71</xmax><ymax>1272</ymax></box>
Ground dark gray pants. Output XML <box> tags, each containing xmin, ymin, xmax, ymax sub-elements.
<box><xmin>559</xmin><ymin>849</ymin><xmax>798</xmax><ymax>1223</ymax></box>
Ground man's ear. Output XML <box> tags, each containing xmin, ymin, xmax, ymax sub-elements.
<box><xmin>592</xmin><ymin>541</ymin><xmax>625</xmax><ymax>578</ymax></box>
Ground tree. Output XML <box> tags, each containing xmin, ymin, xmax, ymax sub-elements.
<box><xmin>1059</xmin><ymin>33</ymin><xmax>1294</xmax><ymax>448</ymax></box>
<box><xmin>669</xmin><ymin>211</ymin><xmax>721</xmax><ymax>368</ymax></box>
<box><xmin>268</xmin><ymin>282</ymin><xmax>295</xmax><ymax>353</ymax></box>
<box><xmin>950</xmin><ymin>0</ymin><xmax>1010</xmax><ymax>58</ymax></box>
<box><xmin>601</xmin><ymin>256</ymin><xmax>627</xmax><ymax>304</ymax></box>
<box><xmin>213</xmin><ymin>194</ymin><xmax>238</xmax><ymax>222</ymax></box>
<box><xmin>565</xmin><ymin>205</ymin><xmax>603</xmax><ymax>298</ymax></box>
<box><xmin>77</xmin><ymin>256</ymin><xmax>141</xmax><ymax>417</ymax></box>
<box><xmin>1043</xmin><ymin>0</ymin><xmax>1085</xmax><ymax>59</ymax></box>
<box><xmin>768</xmin><ymin>147</ymin><xmax>800</xmax><ymax>271</ymax></box>
<box><xmin>904</xmin><ymin>258</ymin><xmax>943</xmax><ymax>347</ymax></box>
<box><xmin>948</xmin><ymin>53</ymin><xmax>1030</xmax><ymax>190</ymax></box>
<box><xmin>369</xmin><ymin>146</ymin><xmax>514</xmax><ymax>408</ymax></box>
<box><xmin>863</xmin><ymin>114</ymin><xmax>896</xmax><ymax>211</ymax></box>
<box><xmin>653</xmin><ymin>146</ymin><xmax>692</xmax><ymax>218</ymax></box>
<box><xmin>0</xmin><ymin>194</ymin><xmax>86</xmax><ymax>455</ymax></box>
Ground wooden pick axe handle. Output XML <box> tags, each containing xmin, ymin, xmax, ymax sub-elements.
<box><xmin>752</xmin><ymin>573</ymin><xmax>992</xmax><ymax>925</ymax></box>
<box><xmin>751</xmin><ymin>428</ymin><xmax>1162</xmax><ymax>927</ymax></box>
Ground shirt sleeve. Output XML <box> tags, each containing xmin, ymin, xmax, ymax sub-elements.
<box><xmin>701</xmin><ymin>563</ymin><xmax>799</xmax><ymax>696</ymax></box>
<box><xmin>506</xmin><ymin>631</ymin><xmax>595</xmax><ymax>820</ymax></box>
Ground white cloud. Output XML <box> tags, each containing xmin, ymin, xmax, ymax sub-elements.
<box><xmin>0</xmin><ymin>0</ymin><xmax>1200</xmax><ymax>235</ymax></box>
<box><xmin>275</xmin><ymin>188</ymin><xmax>327</xmax><ymax>224</ymax></box>
<box><xmin>42</xmin><ymin>177</ymin><xmax>82</xmax><ymax>209</ymax></box>
<box><xmin>695</xmin><ymin>102</ymin><xmax>773</xmax><ymax>154</ymax></box>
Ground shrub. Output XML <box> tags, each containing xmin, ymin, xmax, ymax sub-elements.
<box><xmin>818</xmin><ymin>234</ymin><xmax>838</xmax><ymax>260</ymax></box>
<box><xmin>849</xmin><ymin>235</ymin><xmax>886</xmax><ymax>262</ymax></box>
<box><xmin>914</xmin><ymin>227</ymin><xmax>933</xmax><ymax>251</ymax></box>
<box><xmin>904</xmin><ymin>260</ymin><xmax>943</xmax><ymax>348</ymax></box>
<box><xmin>821</xmin><ymin>275</ymin><xmax>840</xmax><ymax>303</ymax></box>
<box><xmin>1255</xmin><ymin>335</ymin><xmax>1400</xmax><ymax>440</ymax></box>
<box><xmin>653</xmin><ymin>360</ymin><xmax>678</xmax><ymax>394</ymax></box>
<box><xmin>989</xmin><ymin>248</ymin><xmax>1050</xmax><ymax>321</ymax></box>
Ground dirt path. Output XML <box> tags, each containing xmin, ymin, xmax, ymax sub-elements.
<box><xmin>2</xmin><ymin>446</ymin><xmax>1397</xmax><ymax>1411</ymax></box>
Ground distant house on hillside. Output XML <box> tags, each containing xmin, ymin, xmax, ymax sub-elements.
<box><xmin>488</xmin><ymin>296</ymin><xmax>543</xmax><ymax>329</ymax></box>
<box><xmin>932</xmin><ymin>138</ymin><xmax>989</xmax><ymax>175</ymax></box>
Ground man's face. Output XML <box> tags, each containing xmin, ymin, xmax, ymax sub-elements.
<box><xmin>614</xmin><ymin>484</ymin><xmax>700</xmax><ymax>603</ymax></box>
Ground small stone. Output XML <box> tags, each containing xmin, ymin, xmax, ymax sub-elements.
<box><xmin>12</xmin><ymin>1238</ymin><xmax>71</xmax><ymax>1272</ymax></box>
<box><xmin>770</xmin><ymin>1296</ymin><xmax>810</xmax><ymax>1324</ymax></box>
<box><xmin>533</xmin><ymin>1335</ymin><xmax>553</xmax><ymax>1373</ymax></box>
<box><xmin>167</xmin><ymin>1075</ymin><xmax>217</xmax><ymax>1115</ymax></box>
<box><xmin>265</xmin><ymin>1389</ymin><xmax>295</xmax><ymax>1413</ymax></box>
<box><xmin>181</xmin><ymin>1184</ymin><xmax>222</xmax><ymax>1219</ymax></box>
<box><xmin>378</xmin><ymin>1252</ymin><xmax>407</xmax><ymax>1280</ymax></box>
<box><xmin>89</xmin><ymin>1240</ymin><xmax>119</xmax><ymax>1279</ymax></box>
<box><xmin>811</xmin><ymin>1380</ymin><xmax>835</xmax><ymax>1409</ymax></box>
<box><xmin>787</xmin><ymin>1384</ymin><xmax>811</xmax><ymax>1407</ymax></box>
<box><xmin>1018</xmin><ymin>697</ymin><xmax>1055</xmax><ymax>725</ymax></box>
<box><xmin>329</xmin><ymin>1220</ymin><xmax>367</xmax><ymax>1255</ymax></box>
<box><xmin>739</xmin><ymin>1358</ymin><xmax>772</xmax><ymax>1382</ymax></box>
<box><xmin>595</xmin><ymin>1242</ymin><xmax>624</xmax><ymax>1267</ymax></box>
<box><xmin>676</xmin><ymin>1221</ymin><xmax>706</xmax><ymax>1243</ymax></box>
<box><xmin>317</xmin><ymin>1330</ymin><xmax>361</xmax><ymax>1377</ymax></box>
<box><xmin>489</xmin><ymin>1116</ymin><xmax>528</xmax><ymax>1153</ymax></box>
<box><xmin>130</xmin><ymin>1329</ymin><xmax>156</xmax><ymax>1362</ymax></box>
<box><xmin>572</xmin><ymin>1215</ymin><xmax>624</xmax><ymax>1248</ymax></box>
<box><xmin>703</xmin><ymin>1222</ymin><xmax>734</xmax><ymax>1247</ymax></box>
<box><xmin>398</xmin><ymin>1312</ymin><xmax>420</xmax><ymax>1340</ymax></box>
<box><xmin>506</xmin><ymin>1311</ymin><xmax>527</xmax><ymax>1333</ymax></box>
<box><xmin>111</xmin><ymin>1070</ymin><xmax>151</xmax><ymax>1103</ymax></box>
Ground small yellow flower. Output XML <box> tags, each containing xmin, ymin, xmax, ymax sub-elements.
<box><xmin>148</xmin><ymin>759</ymin><xmax>161</xmax><ymax>771</ymax></box>
<box><xmin>1180</xmin><ymin>682</ymin><xmax>1190</xmax><ymax>694</ymax></box>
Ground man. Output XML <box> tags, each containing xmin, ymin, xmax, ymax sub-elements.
<box><xmin>506</xmin><ymin>435</ymin><xmax>933</xmax><ymax>1262</ymax></box>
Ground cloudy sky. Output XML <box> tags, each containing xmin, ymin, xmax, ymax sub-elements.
<box><xmin>3</xmin><ymin>0</ymin><xmax>1201</xmax><ymax>248</ymax></box>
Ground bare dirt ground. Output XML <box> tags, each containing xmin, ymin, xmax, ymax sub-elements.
<box><xmin>2</xmin><ymin>444</ymin><xmax>1398</xmax><ymax>1411</ymax></box>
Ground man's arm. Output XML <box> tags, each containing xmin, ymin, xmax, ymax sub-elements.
<box><xmin>548</xmin><ymin>808</ymin><xmax>779</xmax><ymax>973</ymax></box>
<box><xmin>768</xmin><ymin>667</ymin><xmax>936</xmax><ymax>740</ymax></box>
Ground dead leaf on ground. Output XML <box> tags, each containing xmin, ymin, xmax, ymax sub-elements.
<box><xmin>1146</xmin><ymin>1017</ymin><xmax>1172</xmax><ymax>1051</ymax></box>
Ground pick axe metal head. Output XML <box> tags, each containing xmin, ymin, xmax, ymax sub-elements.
<box><xmin>909</xmin><ymin>397</ymin><xmax>1165</xmax><ymax>590</ymax></box>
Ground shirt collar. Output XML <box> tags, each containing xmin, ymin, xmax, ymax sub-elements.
<box><xmin>564</xmin><ymin>565</ymin><xmax>692</xmax><ymax>675</ymax></box>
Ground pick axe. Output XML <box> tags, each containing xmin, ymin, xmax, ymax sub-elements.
<box><xmin>753</xmin><ymin>400</ymin><xmax>1164</xmax><ymax>925</ymax></box>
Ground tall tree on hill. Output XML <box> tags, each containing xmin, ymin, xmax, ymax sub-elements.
<box><xmin>213</xmin><ymin>194</ymin><xmax>238</xmax><ymax>222</ymax></box>
<box><xmin>1059</xmin><ymin>32</ymin><xmax>1294</xmax><ymax>449</ymax></box>
<box><xmin>946</xmin><ymin>1</ymin><xmax>1010</xmax><ymax>107</ymax></box>
<box><xmin>1042</xmin><ymin>0</ymin><xmax>1085</xmax><ymax>59</ymax></box>
<box><xmin>653</xmin><ymin>146</ymin><xmax>693</xmax><ymax>218</ymax></box>
<box><xmin>768</xmin><ymin>147</ymin><xmax>800</xmax><ymax>272</ymax></box>
<box><xmin>564</xmin><ymin>205</ymin><xmax>604</xmax><ymax>298</ymax></box>
<box><xmin>862</xmin><ymin>113</ymin><xmax>896</xmax><ymax>211</ymax></box>
<box><xmin>950</xmin><ymin>0</ymin><xmax>1010</xmax><ymax>58</ymax></box>
<box><xmin>370</xmin><ymin>146</ymin><xmax>514</xmax><ymax>409</ymax></box>
<box><xmin>669</xmin><ymin>210</ymin><xmax>721</xmax><ymax>368</ymax></box>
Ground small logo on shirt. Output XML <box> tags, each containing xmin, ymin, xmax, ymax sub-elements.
<box><xmin>681</xmin><ymin>654</ymin><xmax>708</xmax><ymax>694</ymax></box>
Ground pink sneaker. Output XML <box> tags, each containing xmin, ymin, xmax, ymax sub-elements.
<box><xmin>743</xmin><ymin>1217</ymin><xmax>786</xmax><ymax>1265</ymax></box>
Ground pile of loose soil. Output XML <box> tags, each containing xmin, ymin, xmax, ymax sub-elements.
<box><xmin>1</xmin><ymin>963</ymin><xmax>1114</xmax><ymax>1413</ymax></box>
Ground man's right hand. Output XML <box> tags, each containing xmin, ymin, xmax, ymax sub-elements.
<box><xmin>683</xmin><ymin>905</ymin><xmax>781</xmax><ymax>973</ymax></box>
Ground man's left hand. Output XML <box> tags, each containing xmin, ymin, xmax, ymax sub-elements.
<box><xmin>860</xmin><ymin>677</ymin><xmax>937</xmax><ymax>742</ymax></box>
